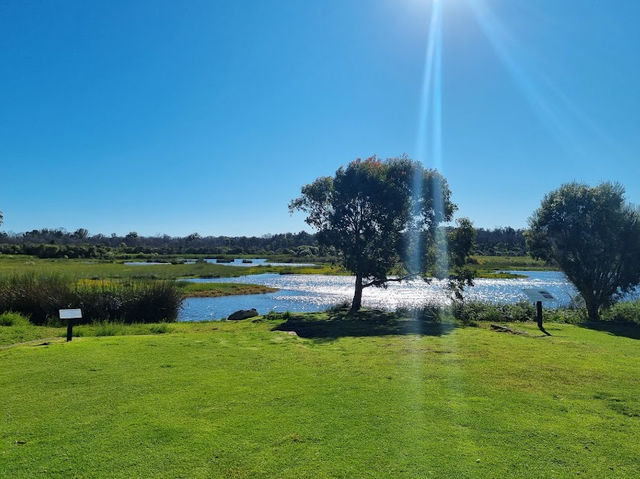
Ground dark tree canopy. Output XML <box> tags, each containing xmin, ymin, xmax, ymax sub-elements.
<box><xmin>527</xmin><ymin>182</ymin><xmax>640</xmax><ymax>320</ymax></box>
<box><xmin>290</xmin><ymin>156</ymin><xmax>462</xmax><ymax>311</ymax></box>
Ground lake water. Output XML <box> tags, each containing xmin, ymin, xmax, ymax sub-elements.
<box><xmin>179</xmin><ymin>271</ymin><xmax>591</xmax><ymax>322</ymax></box>
<box><xmin>205</xmin><ymin>258</ymin><xmax>316</xmax><ymax>267</ymax></box>
<box><xmin>125</xmin><ymin>258</ymin><xmax>315</xmax><ymax>267</ymax></box>
<box><xmin>124</xmin><ymin>261</ymin><xmax>171</xmax><ymax>265</ymax></box>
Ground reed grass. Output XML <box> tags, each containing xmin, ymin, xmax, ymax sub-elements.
<box><xmin>0</xmin><ymin>273</ymin><xmax>182</xmax><ymax>324</ymax></box>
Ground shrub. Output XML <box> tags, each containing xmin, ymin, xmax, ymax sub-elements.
<box><xmin>452</xmin><ymin>301</ymin><xmax>536</xmax><ymax>324</ymax></box>
<box><xmin>0</xmin><ymin>274</ymin><xmax>72</xmax><ymax>325</ymax></box>
<box><xmin>263</xmin><ymin>311</ymin><xmax>292</xmax><ymax>320</ymax></box>
<box><xmin>0</xmin><ymin>274</ymin><xmax>183</xmax><ymax>324</ymax></box>
<box><xmin>94</xmin><ymin>322</ymin><xmax>125</xmax><ymax>337</ymax></box>
<box><xmin>326</xmin><ymin>301</ymin><xmax>350</xmax><ymax>313</ymax></box>
<box><xmin>0</xmin><ymin>311</ymin><xmax>30</xmax><ymax>327</ymax></box>
<box><xmin>602</xmin><ymin>301</ymin><xmax>640</xmax><ymax>324</ymax></box>
<box><xmin>148</xmin><ymin>323</ymin><xmax>171</xmax><ymax>334</ymax></box>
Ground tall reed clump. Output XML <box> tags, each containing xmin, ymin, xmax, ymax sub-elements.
<box><xmin>75</xmin><ymin>280</ymin><xmax>183</xmax><ymax>323</ymax></box>
<box><xmin>0</xmin><ymin>274</ymin><xmax>71</xmax><ymax>325</ymax></box>
<box><xmin>0</xmin><ymin>274</ymin><xmax>183</xmax><ymax>324</ymax></box>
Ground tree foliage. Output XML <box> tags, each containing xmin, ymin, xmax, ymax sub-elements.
<box><xmin>290</xmin><ymin>156</ymin><xmax>470</xmax><ymax>311</ymax></box>
<box><xmin>527</xmin><ymin>182</ymin><xmax>640</xmax><ymax>320</ymax></box>
<box><xmin>447</xmin><ymin>218</ymin><xmax>477</xmax><ymax>301</ymax></box>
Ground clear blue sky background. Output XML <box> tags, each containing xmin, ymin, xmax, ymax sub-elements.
<box><xmin>1</xmin><ymin>0</ymin><xmax>639</xmax><ymax>236</ymax></box>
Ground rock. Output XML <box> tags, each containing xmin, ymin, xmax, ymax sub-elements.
<box><xmin>228</xmin><ymin>309</ymin><xmax>259</xmax><ymax>321</ymax></box>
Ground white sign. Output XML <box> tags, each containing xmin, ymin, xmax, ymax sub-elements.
<box><xmin>59</xmin><ymin>309</ymin><xmax>82</xmax><ymax>320</ymax></box>
<box><xmin>522</xmin><ymin>289</ymin><xmax>555</xmax><ymax>303</ymax></box>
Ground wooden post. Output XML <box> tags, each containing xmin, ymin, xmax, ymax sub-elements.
<box><xmin>59</xmin><ymin>309</ymin><xmax>82</xmax><ymax>342</ymax></box>
<box><xmin>536</xmin><ymin>301</ymin><xmax>551</xmax><ymax>336</ymax></box>
<box><xmin>66</xmin><ymin>320</ymin><xmax>73</xmax><ymax>342</ymax></box>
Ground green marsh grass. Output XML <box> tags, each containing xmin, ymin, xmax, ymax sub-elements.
<box><xmin>0</xmin><ymin>273</ymin><xmax>182</xmax><ymax>324</ymax></box>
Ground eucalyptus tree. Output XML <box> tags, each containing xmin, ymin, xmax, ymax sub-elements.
<box><xmin>527</xmin><ymin>182</ymin><xmax>640</xmax><ymax>320</ymax></box>
<box><xmin>290</xmin><ymin>156</ymin><xmax>470</xmax><ymax>312</ymax></box>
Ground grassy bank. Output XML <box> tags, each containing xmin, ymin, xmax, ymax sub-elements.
<box><xmin>0</xmin><ymin>254</ymin><xmax>553</xmax><ymax>283</ymax></box>
<box><xmin>470</xmin><ymin>255</ymin><xmax>555</xmax><ymax>272</ymax></box>
<box><xmin>1</xmin><ymin>311</ymin><xmax>639</xmax><ymax>478</ymax></box>
<box><xmin>176</xmin><ymin>281</ymin><xmax>278</xmax><ymax>298</ymax></box>
<box><xmin>0</xmin><ymin>275</ymin><xmax>277</xmax><ymax>324</ymax></box>
<box><xmin>0</xmin><ymin>275</ymin><xmax>182</xmax><ymax>324</ymax></box>
<box><xmin>0</xmin><ymin>255</ymin><xmax>345</xmax><ymax>280</ymax></box>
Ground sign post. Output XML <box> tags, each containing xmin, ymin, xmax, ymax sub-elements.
<box><xmin>59</xmin><ymin>309</ymin><xmax>82</xmax><ymax>342</ymax></box>
<box><xmin>521</xmin><ymin>289</ymin><xmax>554</xmax><ymax>336</ymax></box>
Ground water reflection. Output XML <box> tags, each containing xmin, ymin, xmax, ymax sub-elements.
<box><xmin>179</xmin><ymin>271</ymin><xmax>587</xmax><ymax>322</ymax></box>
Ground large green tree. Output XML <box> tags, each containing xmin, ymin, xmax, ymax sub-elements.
<box><xmin>527</xmin><ymin>182</ymin><xmax>640</xmax><ymax>320</ymax></box>
<box><xmin>290</xmin><ymin>156</ymin><xmax>470</xmax><ymax>312</ymax></box>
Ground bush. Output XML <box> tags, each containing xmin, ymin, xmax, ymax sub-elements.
<box><xmin>148</xmin><ymin>323</ymin><xmax>171</xmax><ymax>334</ymax></box>
<box><xmin>452</xmin><ymin>301</ymin><xmax>536</xmax><ymax>324</ymax></box>
<box><xmin>0</xmin><ymin>274</ymin><xmax>183</xmax><ymax>324</ymax></box>
<box><xmin>263</xmin><ymin>311</ymin><xmax>291</xmax><ymax>320</ymax></box>
<box><xmin>94</xmin><ymin>322</ymin><xmax>125</xmax><ymax>337</ymax></box>
<box><xmin>0</xmin><ymin>274</ymin><xmax>71</xmax><ymax>325</ymax></box>
<box><xmin>0</xmin><ymin>311</ymin><xmax>30</xmax><ymax>327</ymax></box>
<box><xmin>602</xmin><ymin>301</ymin><xmax>640</xmax><ymax>324</ymax></box>
<box><xmin>546</xmin><ymin>309</ymin><xmax>584</xmax><ymax>324</ymax></box>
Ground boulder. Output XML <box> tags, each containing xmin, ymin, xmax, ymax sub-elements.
<box><xmin>228</xmin><ymin>308</ymin><xmax>259</xmax><ymax>321</ymax></box>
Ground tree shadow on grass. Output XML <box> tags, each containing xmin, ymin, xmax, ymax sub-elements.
<box><xmin>272</xmin><ymin>309</ymin><xmax>455</xmax><ymax>341</ymax></box>
<box><xmin>578</xmin><ymin>320</ymin><xmax>640</xmax><ymax>340</ymax></box>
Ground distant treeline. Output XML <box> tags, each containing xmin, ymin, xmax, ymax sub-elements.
<box><xmin>0</xmin><ymin>229</ymin><xmax>323</xmax><ymax>259</ymax></box>
<box><xmin>473</xmin><ymin>227</ymin><xmax>527</xmax><ymax>256</ymax></box>
<box><xmin>0</xmin><ymin>226</ymin><xmax>527</xmax><ymax>259</ymax></box>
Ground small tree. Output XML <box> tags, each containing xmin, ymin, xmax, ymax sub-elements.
<box><xmin>527</xmin><ymin>182</ymin><xmax>640</xmax><ymax>320</ymax></box>
<box><xmin>72</xmin><ymin>228</ymin><xmax>89</xmax><ymax>240</ymax></box>
<box><xmin>447</xmin><ymin>218</ymin><xmax>477</xmax><ymax>301</ymax></box>
<box><xmin>290</xmin><ymin>156</ymin><xmax>461</xmax><ymax>312</ymax></box>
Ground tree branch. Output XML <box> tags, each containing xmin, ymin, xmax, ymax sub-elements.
<box><xmin>362</xmin><ymin>273</ymin><xmax>422</xmax><ymax>289</ymax></box>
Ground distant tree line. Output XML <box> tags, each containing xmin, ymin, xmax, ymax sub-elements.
<box><xmin>472</xmin><ymin>227</ymin><xmax>527</xmax><ymax>256</ymax></box>
<box><xmin>0</xmin><ymin>226</ymin><xmax>529</xmax><ymax>259</ymax></box>
<box><xmin>0</xmin><ymin>229</ymin><xmax>324</xmax><ymax>259</ymax></box>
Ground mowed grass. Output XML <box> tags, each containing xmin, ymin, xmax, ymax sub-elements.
<box><xmin>1</xmin><ymin>314</ymin><xmax>639</xmax><ymax>478</ymax></box>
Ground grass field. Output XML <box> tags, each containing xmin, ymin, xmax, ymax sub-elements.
<box><xmin>1</xmin><ymin>312</ymin><xmax>638</xmax><ymax>478</ymax></box>
<box><xmin>0</xmin><ymin>255</ymin><xmax>345</xmax><ymax>280</ymax></box>
<box><xmin>470</xmin><ymin>255</ymin><xmax>554</xmax><ymax>272</ymax></box>
<box><xmin>0</xmin><ymin>254</ymin><xmax>553</xmax><ymax>284</ymax></box>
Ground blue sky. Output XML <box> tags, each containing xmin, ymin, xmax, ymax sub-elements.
<box><xmin>1</xmin><ymin>0</ymin><xmax>639</xmax><ymax>236</ymax></box>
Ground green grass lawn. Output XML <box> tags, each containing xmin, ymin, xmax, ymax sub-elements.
<box><xmin>1</xmin><ymin>313</ymin><xmax>638</xmax><ymax>478</ymax></box>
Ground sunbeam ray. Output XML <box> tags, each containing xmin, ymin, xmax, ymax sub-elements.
<box><xmin>466</xmin><ymin>0</ymin><xmax>623</xmax><ymax>160</ymax></box>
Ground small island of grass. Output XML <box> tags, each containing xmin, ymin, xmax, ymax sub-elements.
<box><xmin>176</xmin><ymin>281</ymin><xmax>278</xmax><ymax>298</ymax></box>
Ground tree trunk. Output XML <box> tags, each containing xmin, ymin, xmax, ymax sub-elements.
<box><xmin>350</xmin><ymin>274</ymin><xmax>363</xmax><ymax>313</ymax></box>
<box><xmin>586</xmin><ymin>300</ymin><xmax>600</xmax><ymax>321</ymax></box>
